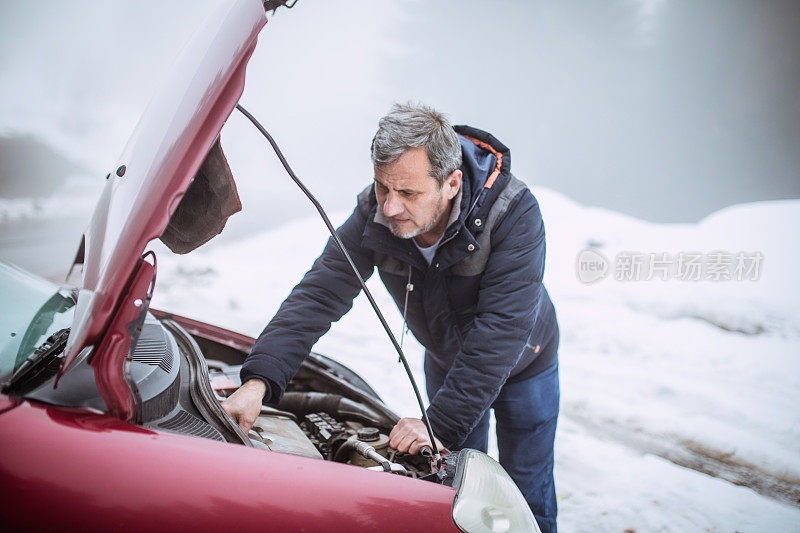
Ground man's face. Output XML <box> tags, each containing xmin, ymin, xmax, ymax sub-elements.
<box><xmin>373</xmin><ymin>146</ymin><xmax>461</xmax><ymax>242</ymax></box>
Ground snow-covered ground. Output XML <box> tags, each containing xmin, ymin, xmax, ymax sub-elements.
<box><xmin>149</xmin><ymin>187</ymin><xmax>800</xmax><ymax>532</ymax></box>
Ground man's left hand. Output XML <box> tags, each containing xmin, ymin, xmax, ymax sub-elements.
<box><xmin>389</xmin><ymin>417</ymin><xmax>445</xmax><ymax>455</ymax></box>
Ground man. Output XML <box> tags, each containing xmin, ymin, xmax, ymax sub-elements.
<box><xmin>222</xmin><ymin>103</ymin><xmax>560</xmax><ymax>532</ymax></box>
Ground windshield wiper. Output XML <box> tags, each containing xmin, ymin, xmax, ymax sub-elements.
<box><xmin>2</xmin><ymin>328</ymin><xmax>70</xmax><ymax>395</ymax></box>
<box><xmin>12</xmin><ymin>290</ymin><xmax>74</xmax><ymax>370</ymax></box>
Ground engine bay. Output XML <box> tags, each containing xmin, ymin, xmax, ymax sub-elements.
<box><xmin>23</xmin><ymin>310</ymin><xmax>450</xmax><ymax>483</ymax></box>
<box><xmin>30</xmin><ymin>309</ymin><xmax>440</xmax><ymax>478</ymax></box>
<box><xmin>207</xmin><ymin>358</ymin><xmax>434</xmax><ymax>478</ymax></box>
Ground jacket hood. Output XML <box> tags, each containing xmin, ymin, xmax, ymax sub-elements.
<box><xmin>452</xmin><ymin>125</ymin><xmax>513</xmax><ymax>238</ymax></box>
<box><xmin>455</xmin><ymin>124</ymin><xmax>511</xmax><ymax>198</ymax></box>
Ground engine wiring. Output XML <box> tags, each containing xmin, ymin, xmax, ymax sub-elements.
<box><xmin>234</xmin><ymin>103</ymin><xmax>441</xmax><ymax>466</ymax></box>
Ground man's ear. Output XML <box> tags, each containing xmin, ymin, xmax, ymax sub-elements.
<box><xmin>445</xmin><ymin>169</ymin><xmax>462</xmax><ymax>200</ymax></box>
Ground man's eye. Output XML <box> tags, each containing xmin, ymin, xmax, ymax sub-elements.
<box><xmin>400</xmin><ymin>191</ymin><xmax>414</xmax><ymax>198</ymax></box>
<box><xmin>375</xmin><ymin>183</ymin><xmax>388</xmax><ymax>193</ymax></box>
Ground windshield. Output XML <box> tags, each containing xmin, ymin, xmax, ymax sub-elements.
<box><xmin>0</xmin><ymin>261</ymin><xmax>75</xmax><ymax>378</ymax></box>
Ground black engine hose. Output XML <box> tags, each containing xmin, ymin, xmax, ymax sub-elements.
<box><xmin>332</xmin><ymin>438</ymin><xmax>356</xmax><ymax>463</ymax></box>
<box><xmin>274</xmin><ymin>392</ymin><xmax>387</xmax><ymax>427</ymax></box>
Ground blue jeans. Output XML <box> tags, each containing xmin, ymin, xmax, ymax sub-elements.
<box><xmin>425</xmin><ymin>358</ymin><xmax>559</xmax><ymax>533</ymax></box>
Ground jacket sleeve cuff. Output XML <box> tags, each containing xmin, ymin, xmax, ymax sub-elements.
<box><xmin>239</xmin><ymin>369</ymin><xmax>278</xmax><ymax>404</ymax></box>
<box><xmin>426</xmin><ymin>405</ymin><xmax>460</xmax><ymax>450</ymax></box>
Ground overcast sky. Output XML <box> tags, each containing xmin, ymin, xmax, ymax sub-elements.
<box><xmin>1</xmin><ymin>0</ymin><xmax>798</xmax><ymax>231</ymax></box>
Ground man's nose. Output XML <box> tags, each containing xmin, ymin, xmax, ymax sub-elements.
<box><xmin>383</xmin><ymin>193</ymin><xmax>403</xmax><ymax>217</ymax></box>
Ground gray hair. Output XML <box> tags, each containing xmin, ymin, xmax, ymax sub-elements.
<box><xmin>370</xmin><ymin>102</ymin><xmax>462</xmax><ymax>186</ymax></box>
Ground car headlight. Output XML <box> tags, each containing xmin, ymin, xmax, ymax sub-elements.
<box><xmin>450</xmin><ymin>449</ymin><xmax>541</xmax><ymax>533</ymax></box>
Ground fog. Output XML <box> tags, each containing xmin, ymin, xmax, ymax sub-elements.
<box><xmin>1</xmin><ymin>0</ymin><xmax>799</xmax><ymax>276</ymax></box>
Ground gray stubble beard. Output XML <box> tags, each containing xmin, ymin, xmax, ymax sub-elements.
<box><xmin>390</xmin><ymin>196</ymin><xmax>447</xmax><ymax>240</ymax></box>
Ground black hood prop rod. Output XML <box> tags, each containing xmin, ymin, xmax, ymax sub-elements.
<box><xmin>235</xmin><ymin>103</ymin><xmax>441</xmax><ymax>466</ymax></box>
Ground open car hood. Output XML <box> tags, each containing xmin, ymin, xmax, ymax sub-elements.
<box><xmin>59</xmin><ymin>0</ymin><xmax>266</xmax><ymax>384</ymax></box>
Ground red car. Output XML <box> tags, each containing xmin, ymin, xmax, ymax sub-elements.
<box><xmin>0</xmin><ymin>1</ymin><xmax>540</xmax><ymax>531</ymax></box>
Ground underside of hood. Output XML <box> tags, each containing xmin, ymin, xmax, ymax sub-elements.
<box><xmin>160</xmin><ymin>138</ymin><xmax>242</xmax><ymax>254</ymax></box>
<box><xmin>58</xmin><ymin>0</ymin><xmax>267</xmax><ymax>390</ymax></box>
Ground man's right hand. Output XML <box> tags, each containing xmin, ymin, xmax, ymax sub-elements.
<box><xmin>221</xmin><ymin>378</ymin><xmax>267</xmax><ymax>433</ymax></box>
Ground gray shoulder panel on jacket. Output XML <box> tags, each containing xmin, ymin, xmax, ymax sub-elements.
<box><xmin>450</xmin><ymin>175</ymin><xmax>528</xmax><ymax>277</ymax></box>
<box><xmin>357</xmin><ymin>184</ymin><xmax>372</xmax><ymax>218</ymax></box>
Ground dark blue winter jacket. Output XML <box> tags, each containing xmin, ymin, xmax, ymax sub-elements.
<box><xmin>242</xmin><ymin>125</ymin><xmax>559</xmax><ymax>449</ymax></box>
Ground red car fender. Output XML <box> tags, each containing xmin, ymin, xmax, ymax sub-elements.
<box><xmin>0</xmin><ymin>397</ymin><xmax>459</xmax><ymax>532</ymax></box>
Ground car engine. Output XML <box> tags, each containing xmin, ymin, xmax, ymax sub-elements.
<box><xmin>207</xmin><ymin>359</ymin><xmax>433</xmax><ymax>478</ymax></box>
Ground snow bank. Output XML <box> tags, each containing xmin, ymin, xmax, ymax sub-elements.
<box><xmin>535</xmin><ymin>187</ymin><xmax>800</xmax><ymax>339</ymax></box>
